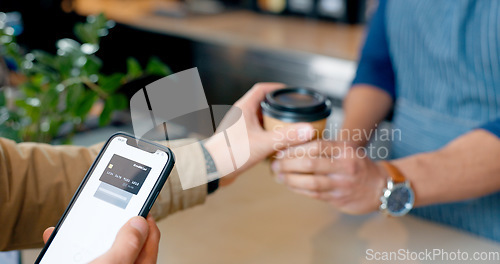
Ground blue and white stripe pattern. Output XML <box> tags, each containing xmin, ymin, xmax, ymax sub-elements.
<box><xmin>387</xmin><ymin>0</ymin><xmax>500</xmax><ymax>124</ymax></box>
<box><xmin>353</xmin><ymin>0</ymin><xmax>500</xmax><ymax>241</ymax></box>
<box><xmin>387</xmin><ymin>0</ymin><xmax>500</xmax><ymax>241</ymax></box>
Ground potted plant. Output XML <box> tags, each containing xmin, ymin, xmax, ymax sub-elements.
<box><xmin>0</xmin><ymin>13</ymin><xmax>171</xmax><ymax>143</ymax></box>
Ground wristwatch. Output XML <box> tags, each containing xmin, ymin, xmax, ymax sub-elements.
<box><xmin>379</xmin><ymin>161</ymin><xmax>414</xmax><ymax>217</ymax></box>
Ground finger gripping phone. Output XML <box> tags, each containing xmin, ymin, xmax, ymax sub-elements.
<box><xmin>35</xmin><ymin>132</ymin><xmax>175</xmax><ymax>264</ymax></box>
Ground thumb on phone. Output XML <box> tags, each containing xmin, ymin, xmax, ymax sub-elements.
<box><xmin>91</xmin><ymin>216</ymin><xmax>149</xmax><ymax>264</ymax></box>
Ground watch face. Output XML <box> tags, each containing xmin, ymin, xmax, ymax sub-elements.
<box><xmin>387</xmin><ymin>184</ymin><xmax>414</xmax><ymax>217</ymax></box>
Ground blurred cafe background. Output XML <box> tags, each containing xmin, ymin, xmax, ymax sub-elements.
<box><xmin>1</xmin><ymin>0</ymin><xmax>500</xmax><ymax>263</ymax></box>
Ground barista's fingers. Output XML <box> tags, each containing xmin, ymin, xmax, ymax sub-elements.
<box><xmin>280</xmin><ymin>173</ymin><xmax>335</xmax><ymax>192</ymax></box>
<box><xmin>267</xmin><ymin>123</ymin><xmax>315</xmax><ymax>151</ymax></box>
<box><xmin>287</xmin><ymin>187</ymin><xmax>349</xmax><ymax>203</ymax></box>
<box><xmin>272</xmin><ymin>156</ymin><xmax>338</xmax><ymax>175</ymax></box>
<box><xmin>278</xmin><ymin>140</ymin><xmax>342</xmax><ymax>158</ymax></box>
<box><xmin>287</xmin><ymin>187</ymin><xmax>320</xmax><ymax>199</ymax></box>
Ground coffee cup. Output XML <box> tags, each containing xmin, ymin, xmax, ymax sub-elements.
<box><xmin>261</xmin><ymin>87</ymin><xmax>332</xmax><ymax>139</ymax></box>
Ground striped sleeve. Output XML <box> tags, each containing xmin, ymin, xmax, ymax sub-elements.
<box><xmin>478</xmin><ymin>119</ymin><xmax>500</xmax><ymax>138</ymax></box>
<box><xmin>351</xmin><ymin>0</ymin><xmax>396</xmax><ymax>100</ymax></box>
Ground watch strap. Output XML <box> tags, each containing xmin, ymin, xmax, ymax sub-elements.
<box><xmin>380</xmin><ymin>161</ymin><xmax>405</xmax><ymax>184</ymax></box>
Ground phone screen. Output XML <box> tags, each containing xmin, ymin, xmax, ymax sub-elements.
<box><xmin>38</xmin><ymin>135</ymin><xmax>170</xmax><ymax>264</ymax></box>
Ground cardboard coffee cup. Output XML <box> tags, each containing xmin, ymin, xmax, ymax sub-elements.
<box><xmin>261</xmin><ymin>87</ymin><xmax>332</xmax><ymax>139</ymax></box>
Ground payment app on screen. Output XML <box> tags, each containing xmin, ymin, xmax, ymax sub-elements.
<box><xmin>38</xmin><ymin>135</ymin><xmax>170</xmax><ymax>264</ymax></box>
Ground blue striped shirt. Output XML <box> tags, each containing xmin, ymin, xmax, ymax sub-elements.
<box><xmin>352</xmin><ymin>0</ymin><xmax>500</xmax><ymax>241</ymax></box>
<box><xmin>353</xmin><ymin>0</ymin><xmax>500</xmax><ymax>138</ymax></box>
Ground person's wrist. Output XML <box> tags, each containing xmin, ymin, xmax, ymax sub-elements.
<box><xmin>376</xmin><ymin>161</ymin><xmax>415</xmax><ymax>216</ymax></box>
<box><xmin>204</xmin><ymin>135</ymin><xmax>231</xmax><ymax>175</ymax></box>
<box><xmin>199</xmin><ymin>142</ymin><xmax>220</xmax><ymax>194</ymax></box>
<box><xmin>203</xmin><ymin>136</ymin><xmax>239</xmax><ymax>187</ymax></box>
<box><xmin>373</xmin><ymin>161</ymin><xmax>390</xmax><ymax>212</ymax></box>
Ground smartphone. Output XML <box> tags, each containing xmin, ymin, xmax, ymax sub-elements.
<box><xmin>35</xmin><ymin>132</ymin><xmax>175</xmax><ymax>264</ymax></box>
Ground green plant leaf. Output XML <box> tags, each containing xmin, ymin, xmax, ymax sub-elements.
<box><xmin>56</xmin><ymin>38</ymin><xmax>81</xmax><ymax>54</ymax></box>
<box><xmin>32</xmin><ymin>74</ymin><xmax>46</xmax><ymax>86</ymax></box>
<box><xmin>110</xmin><ymin>93</ymin><xmax>128</xmax><ymax>110</ymax></box>
<box><xmin>25</xmin><ymin>64</ymin><xmax>58</xmax><ymax>83</ymax></box>
<box><xmin>19</xmin><ymin>82</ymin><xmax>42</xmax><ymax>97</ymax></box>
<box><xmin>42</xmin><ymin>84</ymin><xmax>61</xmax><ymax>110</ymax></box>
<box><xmin>61</xmin><ymin>137</ymin><xmax>73</xmax><ymax>145</ymax></box>
<box><xmin>15</xmin><ymin>99</ymin><xmax>40</xmax><ymax>123</ymax></box>
<box><xmin>0</xmin><ymin>122</ymin><xmax>21</xmax><ymax>142</ymax></box>
<box><xmin>145</xmin><ymin>57</ymin><xmax>171</xmax><ymax>76</ymax></box>
<box><xmin>98</xmin><ymin>73</ymin><xmax>124</xmax><ymax>93</ymax></box>
<box><xmin>93</xmin><ymin>13</ymin><xmax>109</xmax><ymax>31</ymax></box>
<box><xmin>5</xmin><ymin>43</ymin><xmax>23</xmax><ymax>68</ymax></box>
<box><xmin>75</xmin><ymin>92</ymin><xmax>97</xmax><ymax>118</ymax></box>
<box><xmin>99</xmin><ymin>98</ymin><xmax>114</xmax><ymax>126</ymax></box>
<box><xmin>82</xmin><ymin>55</ymin><xmax>102</xmax><ymax>75</ymax></box>
<box><xmin>98</xmin><ymin>93</ymin><xmax>127</xmax><ymax>126</ymax></box>
<box><xmin>53</xmin><ymin>120</ymin><xmax>66</xmax><ymax>137</ymax></box>
<box><xmin>32</xmin><ymin>50</ymin><xmax>56</xmax><ymax>67</ymax></box>
<box><xmin>75</xmin><ymin>13</ymin><xmax>109</xmax><ymax>45</ymax></box>
<box><xmin>54</xmin><ymin>55</ymin><xmax>74</xmax><ymax>79</ymax></box>
<box><xmin>66</xmin><ymin>83</ymin><xmax>84</xmax><ymax>110</ymax></box>
<box><xmin>126</xmin><ymin>57</ymin><xmax>142</xmax><ymax>79</ymax></box>
<box><xmin>0</xmin><ymin>91</ymin><xmax>6</xmax><ymax>107</ymax></box>
<box><xmin>74</xmin><ymin>22</ymin><xmax>98</xmax><ymax>44</ymax></box>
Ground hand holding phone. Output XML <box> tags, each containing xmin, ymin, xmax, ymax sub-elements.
<box><xmin>36</xmin><ymin>133</ymin><xmax>174</xmax><ymax>264</ymax></box>
<box><xmin>42</xmin><ymin>214</ymin><xmax>160</xmax><ymax>264</ymax></box>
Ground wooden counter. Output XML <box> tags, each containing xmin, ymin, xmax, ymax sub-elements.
<box><xmin>154</xmin><ymin>161</ymin><xmax>500</xmax><ymax>263</ymax></box>
<box><xmin>22</xmin><ymin>160</ymin><xmax>500</xmax><ymax>263</ymax></box>
<box><xmin>74</xmin><ymin>0</ymin><xmax>364</xmax><ymax>60</ymax></box>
